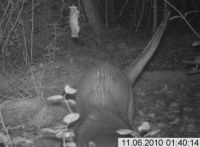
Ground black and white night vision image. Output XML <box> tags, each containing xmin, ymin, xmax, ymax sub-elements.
<box><xmin>0</xmin><ymin>0</ymin><xmax>199</xmax><ymax>147</ymax></box>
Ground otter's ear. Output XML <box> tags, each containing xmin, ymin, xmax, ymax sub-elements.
<box><xmin>89</xmin><ymin>141</ymin><xmax>96</xmax><ymax>147</ymax></box>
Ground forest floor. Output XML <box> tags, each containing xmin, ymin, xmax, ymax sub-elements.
<box><xmin>0</xmin><ymin>24</ymin><xmax>200</xmax><ymax>146</ymax></box>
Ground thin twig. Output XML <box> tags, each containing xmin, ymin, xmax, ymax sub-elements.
<box><xmin>145</xmin><ymin>1</ymin><xmax>152</xmax><ymax>31</ymax></box>
<box><xmin>163</xmin><ymin>0</ymin><xmax>200</xmax><ymax>39</ymax></box>
<box><xmin>0</xmin><ymin>111</ymin><xmax>12</xmax><ymax>147</ymax></box>
<box><xmin>105</xmin><ymin>0</ymin><xmax>108</xmax><ymax>27</ymax></box>
<box><xmin>1</xmin><ymin>2</ymin><xmax>12</xmax><ymax>44</ymax></box>
<box><xmin>2</xmin><ymin>1</ymin><xmax>25</xmax><ymax>53</ymax></box>
<box><xmin>119</xmin><ymin>0</ymin><xmax>129</xmax><ymax>16</ymax></box>
<box><xmin>0</xmin><ymin>1</ymin><xmax>5</xmax><ymax>11</ymax></box>
<box><xmin>184</xmin><ymin>10</ymin><xmax>200</xmax><ymax>17</ymax></box>
<box><xmin>21</xmin><ymin>17</ymin><xmax>29</xmax><ymax>66</ymax></box>
<box><xmin>191</xmin><ymin>0</ymin><xmax>198</xmax><ymax>10</ymax></box>
<box><xmin>30</xmin><ymin>0</ymin><xmax>34</xmax><ymax>64</ymax></box>
<box><xmin>135</xmin><ymin>0</ymin><xmax>145</xmax><ymax>32</ymax></box>
<box><xmin>0</xmin><ymin>1</ymin><xmax>11</xmax><ymax>28</ymax></box>
<box><xmin>153</xmin><ymin>0</ymin><xmax>157</xmax><ymax>31</ymax></box>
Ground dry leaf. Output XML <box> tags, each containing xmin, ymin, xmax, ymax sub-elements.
<box><xmin>63</xmin><ymin>113</ymin><xmax>80</xmax><ymax>124</ymax></box>
<box><xmin>144</xmin><ymin>129</ymin><xmax>160</xmax><ymax>137</ymax></box>
<box><xmin>116</xmin><ymin>129</ymin><xmax>133</xmax><ymax>135</ymax></box>
<box><xmin>138</xmin><ymin>122</ymin><xmax>150</xmax><ymax>132</ymax></box>
<box><xmin>64</xmin><ymin>85</ymin><xmax>77</xmax><ymax>94</ymax></box>
<box><xmin>47</xmin><ymin>95</ymin><xmax>64</xmax><ymax>102</ymax></box>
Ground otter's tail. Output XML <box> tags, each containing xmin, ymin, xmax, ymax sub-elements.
<box><xmin>124</xmin><ymin>12</ymin><xmax>170</xmax><ymax>84</ymax></box>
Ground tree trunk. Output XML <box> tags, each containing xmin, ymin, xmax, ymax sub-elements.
<box><xmin>81</xmin><ymin>0</ymin><xmax>104</xmax><ymax>37</ymax></box>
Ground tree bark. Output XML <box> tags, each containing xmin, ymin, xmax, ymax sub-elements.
<box><xmin>80</xmin><ymin>0</ymin><xmax>104</xmax><ymax>37</ymax></box>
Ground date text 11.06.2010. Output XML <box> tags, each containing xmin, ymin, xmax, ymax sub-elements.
<box><xmin>118</xmin><ymin>138</ymin><xmax>200</xmax><ymax>147</ymax></box>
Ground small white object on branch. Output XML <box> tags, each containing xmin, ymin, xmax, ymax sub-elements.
<box><xmin>69</xmin><ymin>5</ymin><xmax>80</xmax><ymax>38</ymax></box>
